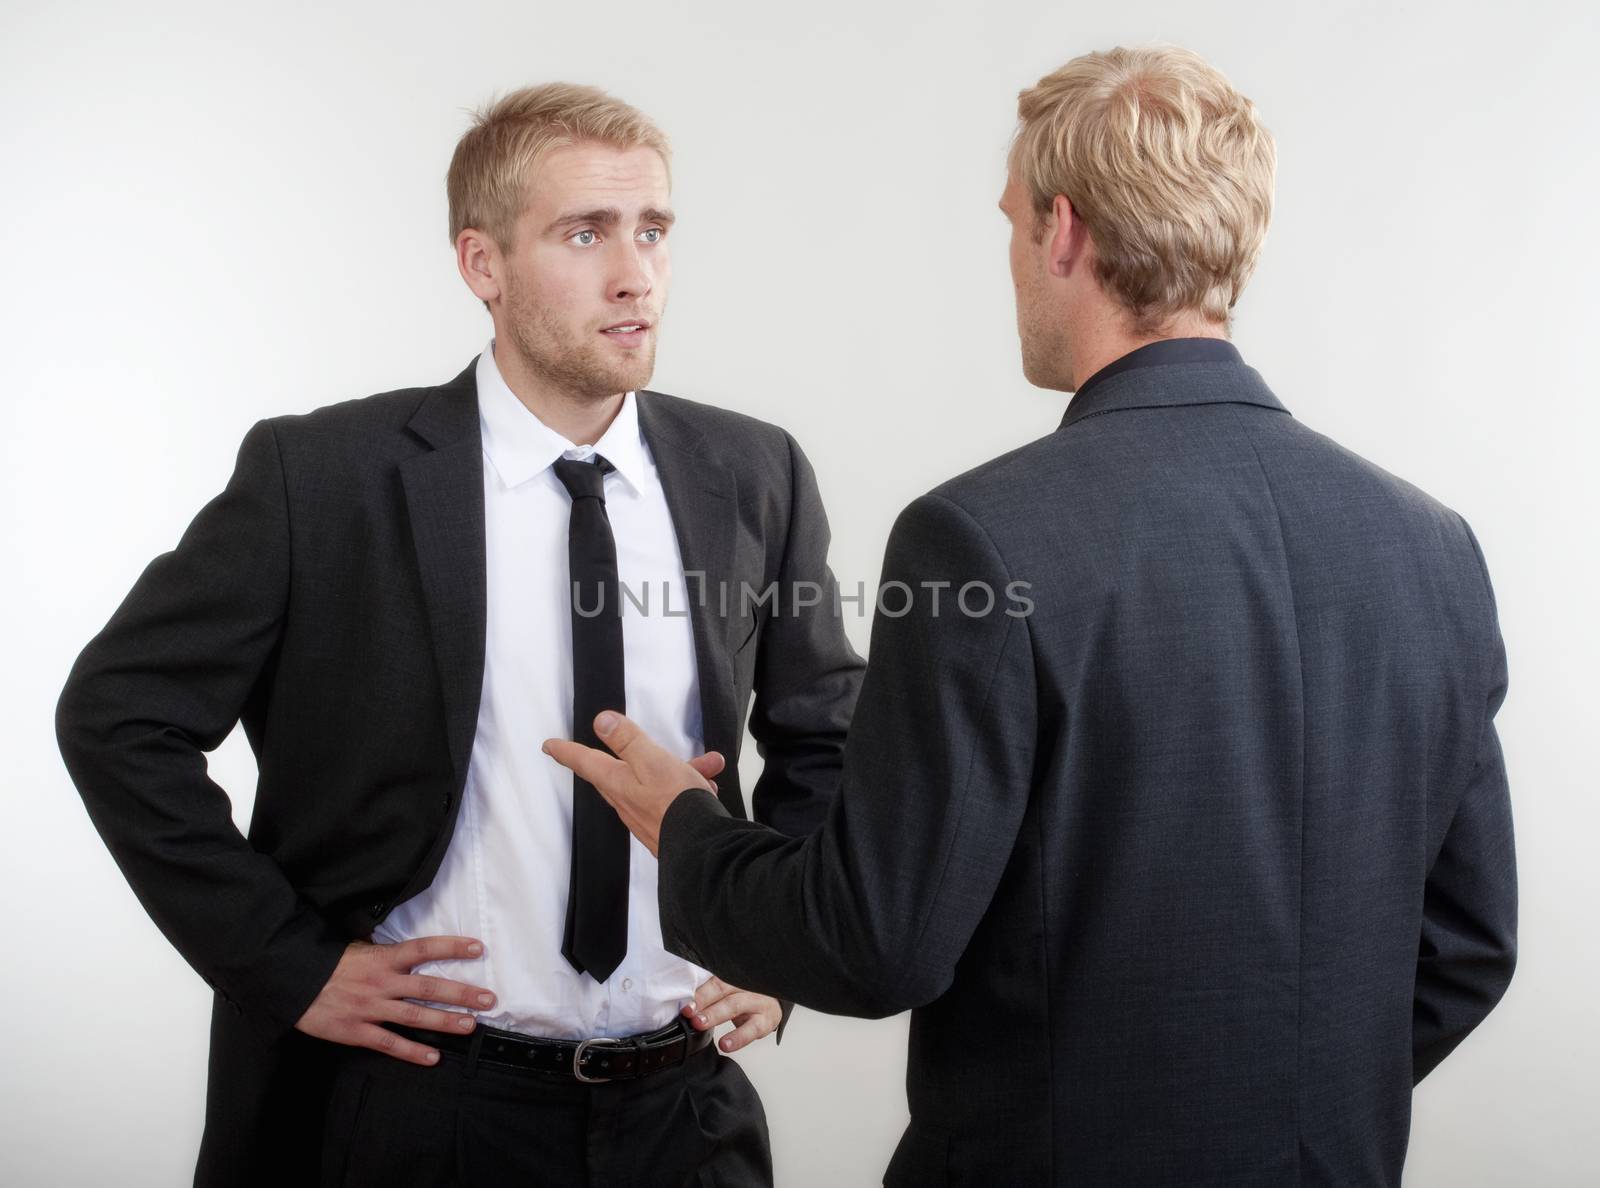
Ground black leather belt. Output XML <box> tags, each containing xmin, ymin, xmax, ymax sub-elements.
<box><xmin>386</xmin><ymin>1016</ymin><xmax>714</xmax><ymax>1084</ymax></box>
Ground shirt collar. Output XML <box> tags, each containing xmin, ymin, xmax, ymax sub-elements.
<box><xmin>476</xmin><ymin>338</ymin><xmax>648</xmax><ymax>492</ymax></box>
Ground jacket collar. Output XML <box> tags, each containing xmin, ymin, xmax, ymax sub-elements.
<box><xmin>404</xmin><ymin>357</ymin><xmax>480</xmax><ymax>449</ymax></box>
<box><xmin>1059</xmin><ymin>339</ymin><xmax>1290</xmax><ymax>430</ymax></box>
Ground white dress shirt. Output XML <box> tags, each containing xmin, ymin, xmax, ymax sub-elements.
<box><xmin>374</xmin><ymin>338</ymin><xmax>711</xmax><ymax>1039</ymax></box>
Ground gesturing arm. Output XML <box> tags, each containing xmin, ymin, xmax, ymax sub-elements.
<box><xmin>549</xmin><ymin>492</ymin><xmax>1038</xmax><ymax>1018</ymax></box>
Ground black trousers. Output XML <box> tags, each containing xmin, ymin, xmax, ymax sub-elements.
<box><xmin>318</xmin><ymin>1028</ymin><xmax>772</xmax><ymax>1188</ymax></box>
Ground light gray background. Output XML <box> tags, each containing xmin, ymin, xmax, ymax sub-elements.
<box><xmin>4</xmin><ymin>0</ymin><xmax>1596</xmax><ymax>1183</ymax></box>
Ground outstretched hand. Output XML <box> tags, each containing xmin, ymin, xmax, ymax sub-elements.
<box><xmin>543</xmin><ymin>711</ymin><xmax>722</xmax><ymax>856</ymax></box>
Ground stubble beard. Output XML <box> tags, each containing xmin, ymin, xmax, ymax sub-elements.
<box><xmin>503</xmin><ymin>275</ymin><xmax>657</xmax><ymax>404</ymax></box>
<box><xmin>1017</xmin><ymin>271</ymin><xmax>1071</xmax><ymax>392</ymax></box>
<box><xmin>1017</xmin><ymin>291</ymin><xmax>1053</xmax><ymax>390</ymax></box>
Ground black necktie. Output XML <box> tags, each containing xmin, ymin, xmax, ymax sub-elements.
<box><xmin>553</xmin><ymin>455</ymin><xmax>630</xmax><ymax>983</ymax></box>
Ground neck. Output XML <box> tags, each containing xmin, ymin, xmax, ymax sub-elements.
<box><xmin>492</xmin><ymin>338</ymin><xmax>624</xmax><ymax>446</ymax></box>
<box><xmin>1067</xmin><ymin>307</ymin><xmax>1228</xmax><ymax>392</ymax></box>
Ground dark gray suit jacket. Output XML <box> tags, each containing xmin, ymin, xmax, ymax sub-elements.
<box><xmin>55</xmin><ymin>357</ymin><xmax>864</xmax><ymax>1186</ymax></box>
<box><xmin>655</xmin><ymin>348</ymin><xmax>1517</xmax><ymax>1186</ymax></box>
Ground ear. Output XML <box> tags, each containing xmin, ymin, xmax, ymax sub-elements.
<box><xmin>1046</xmin><ymin>194</ymin><xmax>1085</xmax><ymax>280</ymax></box>
<box><xmin>456</xmin><ymin>228</ymin><xmax>502</xmax><ymax>306</ymax></box>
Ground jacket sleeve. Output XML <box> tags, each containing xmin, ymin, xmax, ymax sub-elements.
<box><xmin>733</xmin><ymin>431</ymin><xmax>864</xmax><ymax>1040</ymax></box>
<box><xmin>1412</xmin><ymin>519</ymin><xmax>1518</xmax><ymax>1082</ymax></box>
<box><xmin>660</xmin><ymin>491</ymin><xmax>1036</xmax><ymax>1018</ymax></box>
<box><xmin>55</xmin><ymin>419</ymin><xmax>348</xmax><ymax>1041</ymax></box>
<box><xmin>744</xmin><ymin>430</ymin><xmax>865</xmax><ymax>838</ymax></box>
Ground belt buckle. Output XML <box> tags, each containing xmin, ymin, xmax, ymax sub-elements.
<box><xmin>572</xmin><ymin>1036</ymin><xmax>621</xmax><ymax>1083</ymax></box>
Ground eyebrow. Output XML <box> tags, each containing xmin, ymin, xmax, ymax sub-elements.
<box><xmin>544</xmin><ymin>206</ymin><xmax>677</xmax><ymax>234</ymax></box>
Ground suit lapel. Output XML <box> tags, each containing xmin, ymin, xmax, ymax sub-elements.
<box><xmin>637</xmin><ymin>391</ymin><xmax>747</xmax><ymax>819</ymax></box>
<box><xmin>395</xmin><ymin>373</ymin><xmax>745</xmax><ymax>817</ymax></box>
<box><xmin>400</xmin><ymin>361</ymin><xmax>487</xmax><ymax>792</ymax></box>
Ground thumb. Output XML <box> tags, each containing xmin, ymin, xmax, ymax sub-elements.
<box><xmin>594</xmin><ymin>710</ymin><xmax>652</xmax><ymax>762</ymax></box>
<box><xmin>687</xmin><ymin>751</ymin><xmax>726</xmax><ymax>780</ymax></box>
<box><xmin>593</xmin><ymin>711</ymin><xmax>714</xmax><ymax>794</ymax></box>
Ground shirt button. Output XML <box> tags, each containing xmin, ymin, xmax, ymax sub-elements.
<box><xmin>621</xmin><ymin>978</ymin><xmax>633</xmax><ymax>992</ymax></box>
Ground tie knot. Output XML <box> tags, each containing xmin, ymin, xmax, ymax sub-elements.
<box><xmin>554</xmin><ymin>455</ymin><xmax>614</xmax><ymax>502</ymax></box>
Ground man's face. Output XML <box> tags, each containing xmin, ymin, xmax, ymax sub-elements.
<box><xmin>1000</xmin><ymin>171</ymin><xmax>1071</xmax><ymax>391</ymax></box>
<box><xmin>496</xmin><ymin>142</ymin><xmax>673</xmax><ymax>401</ymax></box>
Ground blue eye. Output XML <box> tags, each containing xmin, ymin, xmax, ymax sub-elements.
<box><xmin>571</xmin><ymin>230</ymin><xmax>598</xmax><ymax>246</ymax></box>
<box><xmin>638</xmin><ymin>227</ymin><xmax>663</xmax><ymax>244</ymax></box>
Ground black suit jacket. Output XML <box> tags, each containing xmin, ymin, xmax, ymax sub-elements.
<box><xmin>654</xmin><ymin>353</ymin><xmax>1517</xmax><ymax>1186</ymax></box>
<box><xmin>55</xmin><ymin>357</ymin><xmax>864</xmax><ymax>1186</ymax></box>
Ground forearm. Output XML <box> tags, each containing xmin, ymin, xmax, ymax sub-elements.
<box><xmin>659</xmin><ymin>792</ymin><xmax>909</xmax><ymax>1017</ymax></box>
<box><xmin>662</xmin><ymin>492</ymin><xmax>1038</xmax><ymax>1020</ymax></box>
<box><xmin>59</xmin><ymin>700</ymin><xmax>347</xmax><ymax>1029</ymax></box>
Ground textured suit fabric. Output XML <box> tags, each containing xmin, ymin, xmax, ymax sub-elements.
<box><xmin>656</xmin><ymin>356</ymin><xmax>1517</xmax><ymax>1186</ymax></box>
<box><xmin>54</xmin><ymin>357</ymin><xmax>864</xmax><ymax>1186</ymax></box>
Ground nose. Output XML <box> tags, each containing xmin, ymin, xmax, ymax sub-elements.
<box><xmin>609</xmin><ymin>241</ymin><xmax>651</xmax><ymax>303</ymax></box>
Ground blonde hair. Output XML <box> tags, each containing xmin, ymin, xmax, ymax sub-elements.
<box><xmin>446</xmin><ymin>82</ymin><xmax>671</xmax><ymax>252</ymax></box>
<box><xmin>1009</xmin><ymin>46</ymin><xmax>1275</xmax><ymax>334</ymax></box>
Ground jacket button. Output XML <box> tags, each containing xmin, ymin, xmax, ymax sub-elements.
<box><xmin>369</xmin><ymin>902</ymin><xmax>386</xmax><ymax>918</ymax></box>
<box><xmin>440</xmin><ymin>792</ymin><xmax>452</xmax><ymax>810</ymax></box>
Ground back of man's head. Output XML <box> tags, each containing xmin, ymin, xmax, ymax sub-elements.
<box><xmin>1010</xmin><ymin>46</ymin><xmax>1276</xmax><ymax>335</ymax></box>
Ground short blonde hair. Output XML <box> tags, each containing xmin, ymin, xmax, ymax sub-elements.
<box><xmin>446</xmin><ymin>82</ymin><xmax>671</xmax><ymax>252</ymax></box>
<box><xmin>1009</xmin><ymin>46</ymin><xmax>1275</xmax><ymax>334</ymax></box>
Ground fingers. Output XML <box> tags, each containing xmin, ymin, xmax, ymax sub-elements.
<box><xmin>544</xmin><ymin>716</ymin><xmax>713</xmax><ymax>798</ymax></box>
<box><xmin>545</xmin><ymin>715</ymin><xmax>710</xmax><ymax>860</ymax></box>
<box><xmin>688</xmin><ymin>989</ymin><xmax>767</xmax><ymax>1031</ymax></box>
<box><xmin>354</xmin><ymin>1021</ymin><xmax>444</xmax><ymax>1067</ymax></box>
<box><xmin>295</xmin><ymin>937</ymin><xmax>499</xmax><ymax>1063</ymax></box>
<box><xmin>543</xmin><ymin>738</ymin><xmax>626</xmax><ymax>791</ymax></box>
<box><xmin>687</xmin><ymin>751</ymin><xmax>726</xmax><ymax>780</ymax></box>
<box><xmin>373</xmin><ymin>997</ymin><xmax>480</xmax><ymax>1035</ymax></box>
<box><xmin>390</xmin><ymin>973</ymin><xmax>497</xmax><ymax>1011</ymax></box>
<box><xmin>691</xmin><ymin>974</ymin><xmax>730</xmax><ymax>1013</ymax></box>
<box><xmin>384</xmin><ymin>935</ymin><xmax>486</xmax><ymax>971</ymax></box>
<box><xmin>718</xmin><ymin>1011</ymin><xmax>777</xmax><ymax>1053</ymax></box>
<box><xmin>682</xmin><ymin>979</ymin><xmax>782</xmax><ymax>1050</ymax></box>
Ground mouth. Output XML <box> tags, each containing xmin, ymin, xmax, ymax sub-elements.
<box><xmin>600</xmin><ymin>320</ymin><xmax>653</xmax><ymax>347</ymax></box>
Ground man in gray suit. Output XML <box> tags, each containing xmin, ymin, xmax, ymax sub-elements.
<box><xmin>545</xmin><ymin>45</ymin><xmax>1517</xmax><ymax>1186</ymax></box>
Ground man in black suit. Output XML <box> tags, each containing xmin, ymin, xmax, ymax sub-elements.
<box><xmin>545</xmin><ymin>46</ymin><xmax>1518</xmax><ymax>1186</ymax></box>
<box><xmin>55</xmin><ymin>84</ymin><xmax>863</xmax><ymax>1186</ymax></box>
